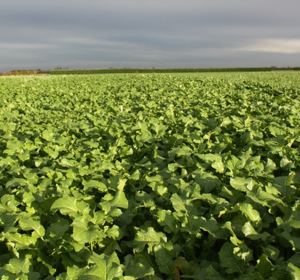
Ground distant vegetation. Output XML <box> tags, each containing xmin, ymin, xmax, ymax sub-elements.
<box><xmin>0</xmin><ymin>69</ymin><xmax>50</xmax><ymax>76</ymax></box>
<box><xmin>1</xmin><ymin>67</ymin><xmax>299</xmax><ymax>76</ymax></box>
<box><xmin>49</xmin><ymin>67</ymin><xmax>296</xmax><ymax>75</ymax></box>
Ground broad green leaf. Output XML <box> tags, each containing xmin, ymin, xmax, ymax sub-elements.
<box><xmin>117</xmin><ymin>178</ymin><xmax>127</xmax><ymax>191</ymax></box>
<box><xmin>169</xmin><ymin>146</ymin><xmax>193</xmax><ymax>158</ymax></box>
<box><xmin>192</xmin><ymin>171</ymin><xmax>221</xmax><ymax>192</ymax></box>
<box><xmin>86</xmin><ymin>252</ymin><xmax>123</xmax><ymax>280</ymax></box>
<box><xmin>226</xmin><ymin>155</ymin><xmax>244</xmax><ymax>176</ymax></box>
<box><xmin>59</xmin><ymin>158</ymin><xmax>78</xmax><ymax>167</ymax></box>
<box><xmin>83</xmin><ymin>180</ymin><xmax>107</xmax><ymax>193</ymax></box>
<box><xmin>4</xmin><ymin>232</ymin><xmax>37</xmax><ymax>248</ymax></box>
<box><xmin>230</xmin><ymin>177</ymin><xmax>254</xmax><ymax>192</ymax></box>
<box><xmin>204</xmin><ymin>265</ymin><xmax>225</xmax><ymax>279</ymax></box>
<box><xmin>197</xmin><ymin>153</ymin><xmax>222</xmax><ymax>163</ymax></box>
<box><xmin>18</xmin><ymin>217</ymin><xmax>45</xmax><ymax>237</ymax></box>
<box><xmin>101</xmin><ymin>239</ymin><xmax>121</xmax><ymax>256</ymax></box>
<box><xmin>145</xmin><ymin>174</ymin><xmax>164</xmax><ymax>183</ymax></box>
<box><xmin>281</xmin><ymin>231</ymin><xmax>300</xmax><ymax>250</ymax></box>
<box><xmin>51</xmin><ymin>196</ymin><xmax>89</xmax><ymax>217</ymax></box>
<box><xmin>174</xmin><ymin>257</ymin><xmax>201</xmax><ymax>275</ymax></box>
<box><xmin>133</xmin><ymin>226</ymin><xmax>167</xmax><ymax>252</ymax></box>
<box><xmin>246</xmin><ymin>185</ymin><xmax>284</xmax><ymax>208</ymax></box>
<box><xmin>170</xmin><ymin>194</ymin><xmax>187</xmax><ymax>215</ymax></box>
<box><xmin>286</xmin><ymin>201</ymin><xmax>300</xmax><ymax>229</ymax></box>
<box><xmin>264</xmin><ymin>158</ymin><xmax>277</xmax><ymax>173</ymax></box>
<box><xmin>273</xmin><ymin>176</ymin><xmax>295</xmax><ymax>197</ymax></box>
<box><xmin>101</xmin><ymin>191</ymin><xmax>128</xmax><ymax>214</ymax></box>
<box><xmin>184</xmin><ymin>215</ymin><xmax>222</xmax><ymax>238</ymax></box>
<box><xmin>125</xmin><ymin>253</ymin><xmax>155</xmax><ymax>278</ymax></box>
<box><xmin>156</xmin><ymin>209</ymin><xmax>177</xmax><ymax>233</ymax></box>
<box><xmin>211</xmin><ymin>160</ymin><xmax>225</xmax><ymax>173</ymax></box>
<box><xmin>239</xmin><ymin>203</ymin><xmax>261</xmax><ymax>223</ymax></box>
<box><xmin>242</xmin><ymin>222</ymin><xmax>270</xmax><ymax>241</ymax></box>
<box><xmin>130</xmin><ymin>169</ymin><xmax>140</xmax><ymax>181</ymax></box>
<box><xmin>49</xmin><ymin>218</ymin><xmax>70</xmax><ymax>239</ymax></box>
<box><xmin>280</xmin><ymin>157</ymin><xmax>293</xmax><ymax>169</ymax></box>
<box><xmin>4</xmin><ymin>140</ymin><xmax>23</xmax><ymax>155</ymax></box>
<box><xmin>219</xmin><ymin>242</ymin><xmax>245</xmax><ymax>275</ymax></box>
<box><xmin>72</xmin><ymin>217</ymin><xmax>100</xmax><ymax>244</ymax></box>
<box><xmin>222</xmin><ymin>221</ymin><xmax>243</xmax><ymax>246</ymax></box>
<box><xmin>256</xmin><ymin>254</ymin><xmax>272</xmax><ymax>278</ymax></box>
<box><xmin>154</xmin><ymin>246</ymin><xmax>175</xmax><ymax>276</ymax></box>
<box><xmin>6</xmin><ymin>178</ymin><xmax>27</xmax><ymax>188</ymax></box>
<box><xmin>42</xmin><ymin>129</ymin><xmax>54</xmax><ymax>141</ymax></box>
<box><xmin>263</xmin><ymin>245</ymin><xmax>280</xmax><ymax>261</ymax></box>
<box><xmin>37</xmin><ymin>251</ymin><xmax>57</xmax><ymax>275</ymax></box>
<box><xmin>287</xmin><ymin>263</ymin><xmax>300</xmax><ymax>280</ymax></box>
<box><xmin>18</xmin><ymin>150</ymin><xmax>30</xmax><ymax>161</ymax></box>
<box><xmin>4</xmin><ymin>257</ymin><xmax>31</xmax><ymax>274</ymax></box>
<box><xmin>44</xmin><ymin>146</ymin><xmax>59</xmax><ymax>159</ymax></box>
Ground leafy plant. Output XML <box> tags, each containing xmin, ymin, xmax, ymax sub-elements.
<box><xmin>0</xmin><ymin>72</ymin><xmax>300</xmax><ymax>279</ymax></box>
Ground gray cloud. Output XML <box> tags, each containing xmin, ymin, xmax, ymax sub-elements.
<box><xmin>1</xmin><ymin>0</ymin><xmax>300</xmax><ymax>71</ymax></box>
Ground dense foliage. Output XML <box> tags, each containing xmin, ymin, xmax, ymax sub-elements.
<box><xmin>0</xmin><ymin>72</ymin><xmax>300</xmax><ymax>279</ymax></box>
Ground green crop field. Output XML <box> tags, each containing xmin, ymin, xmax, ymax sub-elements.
<box><xmin>0</xmin><ymin>72</ymin><xmax>300</xmax><ymax>279</ymax></box>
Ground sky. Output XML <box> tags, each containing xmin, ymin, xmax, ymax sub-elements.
<box><xmin>1</xmin><ymin>0</ymin><xmax>300</xmax><ymax>72</ymax></box>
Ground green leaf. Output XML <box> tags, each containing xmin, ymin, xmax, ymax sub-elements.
<box><xmin>72</xmin><ymin>217</ymin><xmax>100</xmax><ymax>244</ymax></box>
<box><xmin>264</xmin><ymin>158</ymin><xmax>277</xmax><ymax>173</ymax></box>
<box><xmin>44</xmin><ymin>146</ymin><xmax>59</xmax><ymax>159</ymax></box>
<box><xmin>211</xmin><ymin>160</ymin><xmax>225</xmax><ymax>173</ymax></box>
<box><xmin>86</xmin><ymin>252</ymin><xmax>123</xmax><ymax>280</ymax></box>
<box><xmin>174</xmin><ymin>257</ymin><xmax>201</xmax><ymax>275</ymax></box>
<box><xmin>5</xmin><ymin>257</ymin><xmax>31</xmax><ymax>274</ymax></box>
<box><xmin>230</xmin><ymin>177</ymin><xmax>254</xmax><ymax>192</ymax></box>
<box><xmin>101</xmin><ymin>239</ymin><xmax>121</xmax><ymax>256</ymax></box>
<box><xmin>6</xmin><ymin>178</ymin><xmax>27</xmax><ymax>188</ymax></box>
<box><xmin>239</xmin><ymin>203</ymin><xmax>261</xmax><ymax>223</ymax></box>
<box><xmin>184</xmin><ymin>215</ymin><xmax>222</xmax><ymax>238</ymax></box>
<box><xmin>280</xmin><ymin>231</ymin><xmax>300</xmax><ymax>250</ymax></box>
<box><xmin>59</xmin><ymin>158</ymin><xmax>78</xmax><ymax>167</ymax></box>
<box><xmin>169</xmin><ymin>146</ymin><xmax>193</xmax><ymax>158</ymax></box>
<box><xmin>37</xmin><ymin>251</ymin><xmax>57</xmax><ymax>275</ymax></box>
<box><xmin>42</xmin><ymin>129</ymin><xmax>54</xmax><ymax>141</ymax></box>
<box><xmin>49</xmin><ymin>218</ymin><xmax>70</xmax><ymax>239</ymax></box>
<box><xmin>125</xmin><ymin>253</ymin><xmax>155</xmax><ymax>278</ymax></box>
<box><xmin>197</xmin><ymin>153</ymin><xmax>222</xmax><ymax>163</ymax></box>
<box><xmin>280</xmin><ymin>157</ymin><xmax>293</xmax><ymax>169</ymax></box>
<box><xmin>226</xmin><ymin>155</ymin><xmax>244</xmax><ymax>176</ymax></box>
<box><xmin>133</xmin><ymin>226</ymin><xmax>167</xmax><ymax>253</ymax></box>
<box><xmin>242</xmin><ymin>222</ymin><xmax>270</xmax><ymax>241</ymax></box>
<box><xmin>4</xmin><ymin>140</ymin><xmax>23</xmax><ymax>155</ymax></box>
<box><xmin>273</xmin><ymin>176</ymin><xmax>294</xmax><ymax>197</ymax></box>
<box><xmin>219</xmin><ymin>242</ymin><xmax>245</xmax><ymax>275</ymax></box>
<box><xmin>101</xmin><ymin>191</ymin><xmax>128</xmax><ymax>214</ymax></box>
<box><xmin>156</xmin><ymin>209</ymin><xmax>177</xmax><ymax>233</ymax></box>
<box><xmin>65</xmin><ymin>264</ymin><xmax>105</xmax><ymax>280</ymax></box>
<box><xmin>262</xmin><ymin>245</ymin><xmax>280</xmax><ymax>261</ymax></box>
<box><xmin>154</xmin><ymin>246</ymin><xmax>175</xmax><ymax>276</ymax></box>
<box><xmin>83</xmin><ymin>180</ymin><xmax>107</xmax><ymax>193</ymax></box>
<box><xmin>170</xmin><ymin>194</ymin><xmax>187</xmax><ymax>215</ymax></box>
<box><xmin>18</xmin><ymin>217</ymin><xmax>45</xmax><ymax>237</ymax></box>
<box><xmin>287</xmin><ymin>263</ymin><xmax>300</xmax><ymax>280</ymax></box>
<box><xmin>256</xmin><ymin>254</ymin><xmax>272</xmax><ymax>278</ymax></box>
<box><xmin>51</xmin><ymin>196</ymin><xmax>89</xmax><ymax>217</ymax></box>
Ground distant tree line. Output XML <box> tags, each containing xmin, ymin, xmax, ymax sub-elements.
<box><xmin>1</xmin><ymin>67</ymin><xmax>300</xmax><ymax>76</ymax></box>
<box><xmin>50</xmin><ymin>67</ymin><xmax>300</xmax><ymax>75</ymax></box>
<box><xmin>0</xmin><ymin>69</ymin><xmax>50</xmax><ymax>76</ymax></box>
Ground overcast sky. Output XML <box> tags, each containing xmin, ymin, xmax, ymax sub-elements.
<box><xmin>1</xmin><ymin>0</ymin><xmax>300</xmax><ymax>71</ymax></box>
